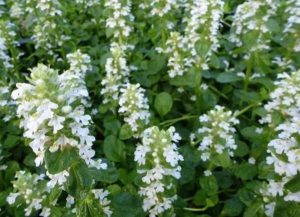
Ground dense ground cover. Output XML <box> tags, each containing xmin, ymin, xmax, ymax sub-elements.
<box><xmin>0</xmin><ymin>0</ymin><xmax>300</xmax><ymax>216</ymax></box>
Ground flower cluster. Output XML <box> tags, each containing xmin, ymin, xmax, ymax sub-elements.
<box><xmin>134</xmin><ymin>126</ymin><xmax>183</xmax><ymax>217</ymax></box>
<box><xmin>260</xmin><ymin>70</ymin><xmax>300</xmax><ymax>216</ymax></box>
<box><xmin>230</xmin><ymin>0</ymin><xmax>277</xmax><ymax>55</ymax></box>
<box><xmin>66</xmin><ymin>49</ymin><xmax>92</xmax><ymax>76</ymax></box>
<box><xmin>75</xmin><ymin>0</ymin><xmax>100</xmax><ymax>8</ymax></box>
<box><xmin>158</xmin><ymin>0</ymin><xmax>224</xmax><ymax>77</ymax></box>
<box><xmin>101</xmin><ymin>43</ymin><xmax>131</xmax><ymax>105</ymax></box>
<box><xmin>21</xmin><ymin>0</ymin><xmax>69</xmax><ymax>56</ymax></box>
<box><xmin>118</xmin><ymin>83</ymin><xmax>150</xmax><ymax>134</ymax></box>
<box><xmin>183</xmin><ymin>0</ymin><xmax>224</xmax><ymax>59</ymax></box>
<box><xmin>92</xmin><ymin>189</ymin><xmax>113</xmax><ymax>217</ymax></box>
<box><xmin>101</xmin><ymin>0</ymin><xmax>134</xmax><ymax>107</ymax></box>
<box><xmin>139</xmin><ymin>0</ymin><xmax>179</xmax><ymax>17</ymax></box>
<box><xmin>7</xmin><ymin>171</ymin><xmax>51</xmax><ymax>217</ymax></box>
<box><xmin>0</xmin><ymin>85</ymin><xmax>15</xmax><ymax>122</ymax></box>
<box><xmin>0</xmin><ymin>21</ymin><xmax>17</xmax><ymax>70</ymax></box>
<box><xmin>193</xmin><ymin>105</ymin><xmax>239</xmax><ymax>162</ymax></box>
<box><xmin>284</xmin><ymin>0</ymin><xmax>300</xmax><ymax>52</ymax></box>
<box><xmin>12</xmin><ymin>59</ymin><xmax>105</xmax><ymax>187</ymax></box>
<box><xmin>104</xmin><ymin>0</ymin><xmax>134</xmax><ymax>38</ymax></box>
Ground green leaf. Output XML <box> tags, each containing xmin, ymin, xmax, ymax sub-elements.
<box><xmin>222</xmin><ymin>197</ymin><xmax>244</xmax><ymax>216</ymax></box>
<box><xmin>200</xmin><ymin>175</ymin><xmax>218</xmax><ymax>196</ymax></box>
<box><xmin>169</xmin><ymin>67</ymin><xmax>202</xmax><ymax>88</ymax></box>
<box><xmin>66</xmin><ymin>162</ymin><xmax>93</xmax><ymax>197</ymax></box>
<box><xmin>284</xmin><ymin>173</ymin><xmax>300</xmax><ymax>193</ymax></box>
<box><xmin>45</xmin><ymin>147</ymin><xmax>79</xmax><ymax>174</ymax></box>
<box><xmin>234</xmin><ymin>90</ymin><xmax>261</xmax><ymax>103</ymax></box>
<box><xmin>274</xmin><ymin>200</ymin><xmax>300</xmax><ymax>217</ymax></box>
<box><xmin>233</xmin><ymin>163</ymin><xmax>257</xmax><ymax>181</ymax></box>
<box><xmin>243</xmin><ymin>200</ymin><xmax>263</xmax><ymax>217</ymax></box>
<box><xmin>89</xmin><ymin>166</ymin><xmax>118</xmax><ymax>183</ymax></box>
<box><xmin>3</xmin><ymin>135</ymin><xmax>19</xmax><ymax>149</ymax></box>
<box><xmin>216</xmin><ymin>72</ymin><xmax>242</xmax><ymax>83</ymax></box>
<box><xmin>119</xmin><ymin>124</ymin><xmax>133</xmax><ymax>140</ymax></box>
<box><xmin>0</xmin><ymin>189</ymin><xmax>10</xmax><ymax>206</ymax></box>
<box><xmin>103</xmin><ymin>135</ymin><xmax>125</xmax><ymax>162</ymax></box>
<box><xmin>111</xmin><ymin>192</ymin><xmax>144</xmax><ymax>217</ymax></box>
<box><xmin>234</xmin><ymin>141</ymin><xmax>250</xmax><ymax>157</ymax></box>
<box><xmin>192</xmin><ymin>190</ymin><xmax>207</xmax><ymax>206</ymax></box>
<box><xmin>211</xmin><ymin>152</ymin><xmax>231</xmax><ymax>168</ymax></box>
<box><xmin>4</xmin><ymin>161</ymin><xmax>20</xmax><ymax>183</ymax></box>
<box><xmin>154</xmin><ymin>92</ymin><xmax>173</xmax><ymax>116</ymax></box>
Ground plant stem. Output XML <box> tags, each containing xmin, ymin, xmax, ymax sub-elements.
<box><xmin>159</xmin><ymin>114</ymin><xmax>198</xmax><ymax>127</ymax></box>
<box><xmin>235</xmin><ymin>102</ymin><xmax>259</xmax><ymax>117</ymax></box>
<box><xmin>209</xmin><ymin>85</ymin><xmax>229</xmax><ymax>100</ymax></box>
<box><xmin>184</xmin><ymin>206</ymin><xmax>208</xmax><ymax>212</ymax></box>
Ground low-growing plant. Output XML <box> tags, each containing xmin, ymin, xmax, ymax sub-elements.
<box><xmin>0</xmin><ymin>0</ymin><xmax>300</xmax><ymax>217</ymax></box>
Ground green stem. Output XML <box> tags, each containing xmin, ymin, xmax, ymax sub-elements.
<box><xmin>209</xmin><ymin>85</ymin><xmax>229</xmax><ymax>100</ymax></box>
<box><xmin>234</xmin><ymin>102</ymin><xmax>259</xmax><ymax>118</ymax></box>
<box><xmin>243</xmin><ymin>54</ymin><xmax>253</xmax><ymax>92</ymax></box>
<box><xmin>159</xmin><ymin>114</ymin><xmax>198</xmax><ymax>127</ymax></box>
<box><xmin>184</xmin><ymin>206</ymin><xmax>208</xmax><ymax>212</ymax></box>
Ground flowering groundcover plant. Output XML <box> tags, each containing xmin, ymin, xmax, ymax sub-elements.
<box><xmin>0</xmin><ymin>0</ymin><xmax>300</xmax><ymax>216</ymax></box>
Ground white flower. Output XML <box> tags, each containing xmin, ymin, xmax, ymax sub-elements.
<box><xmin>47</xmin><ymin>170</ymin><xmax>69</xmax><ymax>189</ymax></box>
<box><xmin>48</xmin><ymin>115</ymin><xmax>65</xmax><ymax>134</ymax></box>
<box><xmin>7</xmin><ymin>193</ymin><xmax>19</xmax><ymax>205</ymax></box>
<box><xmin>134</xmin><ymin>126</ymin><xmax>183</xmax><ymax>216</ymax></box>
<box><xmin>204</xmin><ymin>170</ymin><xmax>212</xmax><ymax>176</ymax></box>
<box><xmin>40</xmin><ymin>207</ymin><xmax>51</xmax><ymax>217</ymax></box>
<box><xmin>13</xmin><ymin>63</ymin><xmax>104</xmax><ymax>187</ymax></box>
<box><xmin>261</xmin><ymin>69</ymin><xmax>300</xmax><ymax>213</ymax></box>
<box><xmin>195</xmin><ymin>105</ymin><xmax>239</xmax><ymax>161</ymax></box>
<box><xmin>230</xmin><ymin>0</ymin><xmax>277</xmax><ymax>52</ymax></box>
<box><xmin>66</xmin><ymin>50</ymin><xmax>92</xmax><ymax>76</ymax></box>
<box><xmin>92</xmin><ymin>189</ymin><xmax>112</xmax><ymax>217</ymax></box>
<box><xmin>119</xmin><ymin>83</ymin><xmax>150</xmax><ymax>134</ymax></box>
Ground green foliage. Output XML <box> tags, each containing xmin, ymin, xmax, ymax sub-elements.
<box><xmin>154</xmin><ymin>92</ymin><xmax>173</xmax><ymax>117</ymax></box>
<box><xmin>1</xmin><ymin>0</ymin><xmax>300</xmax><ymax>216</ymax></box>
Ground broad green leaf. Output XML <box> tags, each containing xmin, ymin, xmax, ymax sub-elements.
<box><xmin>284</xmin><ymin>174</ymin><xmax>300</xmax><ymax>193</ymax></box>
<box><xmin>211</xmin><ymin>152</ymin><xmax>231</xmax><ymax>168</ymax></box>
<box><xmin>216</xmin><ymin>72</ymin><xmax>242</xmax><ymax>83</ymax></box>
<box><xmin>103</xmin><ymin>135</ymin><xmax>125</xmax><ymax>162</ymax></box>
<box><xmin>119</xmin><ymin>124</ymin><xmax>133</xmax><ymax>140</ymax></box>
<box><xmin>45</xmin><ymin>147</ymin><xmax>79</xmax><ymax>174</ymax></box>
<box><xmin>200</xmin><ymin>175</ymin><xmax>218</xmax><ymax>196</ymax></box>
<box><xmin>111</xmin><ymin>192</ymin><xmax>144</xmax><ymax>217</ymax></box>
<box><xmin>222</xmin><ymin>197</ymin><xmax>244</xmax><ymax>216</ymax></box>
<box><xmin>154</xmin><ymin>92</ymin><xmax>173</xmax><ymax>116</ymax></box>
<box><xmin>3</xmin><ymin>135</ymin><xmax>19</xmax><ymax>149</ymax></box>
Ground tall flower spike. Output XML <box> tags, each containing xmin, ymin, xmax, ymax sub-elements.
<box><xmin>0</xmin><ymin>21</ymin><xmax>18</xmax><ymax>69</ymax></box>
<box><xmin>7</xmin><ymin>171</ymin><xmax>51</xmax><ymax>217</ymax></box>
<box><xmin>104</xmin><ymin>0</ymin><xmax>134</xmax><ymax>38</ymax></box>
<box><xmin>24</xmin><ymin>0</ymin><xmax>69</xmax><ymax>56</ymax></box>
<box><xmin>260</xmin><ymin>70</ymin><xmax>300</xmax><ymax>216</ymax></box>
<box><xmin>12</xmin><ymin>63</ymin><xmax>106</xmax><ymax>187</ymax></box>
<box><xmin>101</xmin><ymin>43</ymin><xmax>131</xmax><ymax>105</ymax></box>
<box><xmin>139</xmin><ymin>0</ymin><xmax>180</xmax><ymax>17</ymax></box>
<box><xmin>159</xmin><ymin>0</ymin><xmax>224</xmax><ymax>78</ymax></box>
<box><xmin>134</xmin><ymin>126</ymin><xmax>183</xmax><ymax>217</ymax></box>
<box><xmin>66</xmin><ymin>49</ymin><xmax>92</xmax><ymax>76</ymax></box>
<box><xmin>183</xmin><ymin>0</ymin><xmax>224</xmax><ymax>63</ymax></box>
<box><xmin>284</xmin><ymin>0</ymin><xmax>300</xmax><ymax>53</ymax></box>
<box><xmin>102</xmin><ymin>0</ymin><xmax>134</xmax><ymax>106</ymax></box>
<box><xmin>118</xmin><ymin>83</ymin><xmax>150</xmax><ymax>134</ymax></box>
<box><xmin>194</xmin><ymin>105</ymin><xmax>239</xmax><ymax>162</ymax></box>
<box><xmin>230</xmin><ymin>0</ymin><xmax>277</xmax><ymax>55</ymax></box>
<box><xmin>92</xmin><ymin>189</ymin><xmax>113</xmax><ymax>217</ymax></box>
<box><xmin>0</xmin><ymin>85</ymin><xmax>16</xmax><ymax>122</ymax></box>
